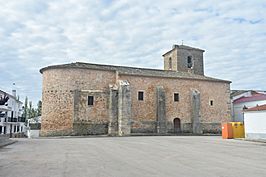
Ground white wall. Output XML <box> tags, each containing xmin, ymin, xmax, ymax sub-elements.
<box><xmin>27</xmin><ymin>130</ymin><xmax>40</xmax><ymax>138</ymax></box>
<box><xmin>0</xmin><ymin>93</ymin><xmax>24</xmax><ymax>135</ymax></box>
<box><xmin>233</xmin><ymin>100</ymin><xmax>266</xmax><ymax>122</ymax></box>
<box><xmin>244</xmin><ymin>111</ymin><xmax>266</xmax><ymax>140</ymax></box>
<box><xmin>6</xmin><ymin>96</ymin><xmax>23</xmax><ymax>118</ymax></box>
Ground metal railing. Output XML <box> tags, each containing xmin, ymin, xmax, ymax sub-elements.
<box><xmin>7</xmin><ymin>117</ymin><xmax>17</xmax><ymax>122</ymax></box>
<box><xmin>3</xmin><ymin>117</ymin><xmax>26</xmax><ymax>122</ymax></box>
<box><xmin>18</xmin><ymin>117</ymin><xmax>26</xmax><ymax>122</ymax></box>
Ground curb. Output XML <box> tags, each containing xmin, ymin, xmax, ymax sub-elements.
<box><xmin>244</xmin><ymin>139</ymin><xmax>266</xmax><ymax>144</ymax></box>
<box><xmin>233</xmin><ymin>138</ymin><xmax>266</xmax><ymax>144</ymax></box>
<box><xmin>35</xmin><ymin>133</ymin><xmax>221</xmax><ymax>139</ymax></box>
<box><xmin>0</xmin><ymin>139</ymin><xmax>17</xmax><ymax>148</ymax></box>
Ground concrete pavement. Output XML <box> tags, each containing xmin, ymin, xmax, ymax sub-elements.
<box><xmin>0</xmin><ymin>137</ymin><xmax>16</xmax><ymax>148</ymax></box>
<box><xmin>0</xmin><ymin>136</ymin><xmax>266</xmax><ymax>177</ymax></box>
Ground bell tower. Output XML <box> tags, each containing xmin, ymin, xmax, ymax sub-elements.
<box><xmin>162</xmin><ymin>44</ymin><xmax>205</xmax><ymax>75</ymax></box>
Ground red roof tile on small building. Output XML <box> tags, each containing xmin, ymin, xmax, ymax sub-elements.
<box><xmin>245</xmin><ymin>104</ymin><xmax>266</xmax><ymax>112</ymax></box>
<box><xmin>233</xmin><ymin>93</ymin><xmax>266</xmax><ymax>104</ymax></box>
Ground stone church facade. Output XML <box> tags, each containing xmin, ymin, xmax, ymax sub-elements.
<box><xmin>40</xmin><ymin>45</ymin><xmax>231</xmax><ymax>136</ymax></box>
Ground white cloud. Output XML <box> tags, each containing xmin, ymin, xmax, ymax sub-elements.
<box><xmin>0</xmin><ymin>0</ymin><xmax>265</xmax><ymax>105</ymax></box>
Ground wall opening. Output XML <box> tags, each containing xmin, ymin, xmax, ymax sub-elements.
<box><xmin>187</xmin><ymin>56</ymin><xmax>193</xmax><ymax>68</ymax></box>
<box><xmin>169</xmin><ymin>57</ymin><xmax>172</xmax><ymax>70</ymax></box>
<box><xmin>174</xmin><ymin>93</ymin><xmax>179</xmax><ymax>102</ymax></box>
<box><xmin>88</xmin><ymin>96</ymin><xmax>94</xmax><ymax>106</ymax></box>
<box><xmin>173</xmin><ymin>118</ymin><xmax>181</xmax><ymax>133</ymax></box>
<box><xmin>138</xmin><ymin>91</ymin><xmax>144</xmax><ymax>101</ymax></box>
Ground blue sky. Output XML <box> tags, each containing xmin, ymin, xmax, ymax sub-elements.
<box><xmin>0</xmin><ymin>0</ymin><xmax>265</xmax><ymax>106</ymax></box>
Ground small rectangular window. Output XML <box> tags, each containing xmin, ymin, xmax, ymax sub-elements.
<box><xmin>174</xmin><ymin>93</ymin><xmax>179</xmax><ymax>102</ymax></box>
<box><xmin>138</xmin><ymin>91</ymin><xmax>144</xmax><ymax>101</ymax></box>
<box><xmin>88</xmin><ymin>96</ymin><xmax>94</xmax><ymax>106</ymax></box>
<box><xmin>210</xmin><ymin>100</ymin><xmax>214</xmax><ymax>106</ymax></box>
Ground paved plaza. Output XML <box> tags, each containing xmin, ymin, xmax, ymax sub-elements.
<box><xmin>0</xmin><ymin>136</ymin><xmax>266</xmax><ymax>177</ymax></box>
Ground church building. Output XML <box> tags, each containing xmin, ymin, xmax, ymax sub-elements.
<box><xmin>40</xmin><ymin>44</ymin><xmax>231</xmax><ymax>136</ymax></box>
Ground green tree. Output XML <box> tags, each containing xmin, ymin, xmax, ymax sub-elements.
<box><xmin>29</xmin><ymin>101</ymin><xmax>34</xmax><ymax>119</ymax></box>
<box><xmin>23</xmin><ymin>97</ymin><xmax>28</xmax><ymax>120</ymax></box>
<box><xmin>37</xmin><ymin>100</ymin><xmax>42</xmax><ymax>116</ymax></box>
<box><xmin>23</xmin><ymin>98</ymin><xmax>41</xmax><ymax>120</ymax></box>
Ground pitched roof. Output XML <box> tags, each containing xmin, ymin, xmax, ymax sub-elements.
<box><xmin>162</xmin><ymin>44</ymin><xmax>205</xmax><ymax>56</ymax></box>
<box><xmin>230</xmin><ymin>90</ymin><xmax>252</xmax><ymax>98</ymax></box>
<box><xmin>231</xmin><ymin>90</ymin><xmax>246</xmax><ymax>96</ymax></box>
<box><xmin>233</xmin><ymin>93</ymin><xmax>266</xmax><ymax>104</ymax></box>
<box><xmin>245</xmin><ymin>104</ymin><xmax>266</xmax><ymax>112</ymax></box>
<box><xmin>230</xmin><ymin>90</ymin><xmax>266</xmax><ymax>98</ymax></box>
<box><xmin>40</xmin><ymin>62</ymin><xmax>231</xmax><ymax>83</ymax></box>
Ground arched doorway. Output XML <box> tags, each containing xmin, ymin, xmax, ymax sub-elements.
<box><xmin>173</xmin><ymin>118</ymin><xmax>181</xmax><ymax>133</ymax></box>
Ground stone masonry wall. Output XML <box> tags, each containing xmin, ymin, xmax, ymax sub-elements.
<box><xmin>41</xmin><ymin>66</ymin><xmax>231</xmax><ymax>136</ymax></box>
<box><xmin>176</xmin><ymin>49</ymin><xmax>204</xmax><ymax>75</ymax></box>
<box><xmin>73</xmin><ymin>90</ymin><xmax>109</xmax><ymax>135</ymax></box>
<box><xmin>164</xmin><ymin>48</ymin><xmax>178</xmax><ymax>71</ymax></box>
<box><xmin>119</xmin><ymin>74</ymin><xmax>231</xmax><ymax>133</ymax></box>
<box><xmin>41</xmin><ymin>68</ymin><xmax>116</xmax><ymax>136</ymax></box>
<box><xmin>41</xmin><ymin>89</ymin><xmax>74</xmax><ymax>136</ymax></box>
<box><xmin>164</xmin><ymin>47</ymin><xmax>204</xmax><ymax>75</ymax></box>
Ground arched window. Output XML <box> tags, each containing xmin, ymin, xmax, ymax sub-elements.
<box><xmin>187</xmin><ymin>56</ymin><xmax>192</xmax><ymax>68</ymax></box>
<box><xmin>169</xmin><ymin>57</ymin><xmax>172</xmax><ymax>70</ymax></box>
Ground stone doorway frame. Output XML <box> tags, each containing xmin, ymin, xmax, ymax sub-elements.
<box><xmin>173</xmin><ymin>118</ymin><xmax>181</xmax><ymax>133</ymax></box>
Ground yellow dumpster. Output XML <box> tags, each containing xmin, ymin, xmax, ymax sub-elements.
<box><xmin>230</xmin><ymin>122</ymin><xmax>245</xmax><ymax>138</ymax></box>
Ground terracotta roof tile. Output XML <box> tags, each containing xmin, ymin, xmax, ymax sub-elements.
<box><xmin>245</xmin><ymin>104</ymin><xmax>266</xmax><ymax>111</ymax></box>
<box><xmin>233</xmin><ymin>93</ymin><xmax>266</xmax><ymax>104</ymax></box>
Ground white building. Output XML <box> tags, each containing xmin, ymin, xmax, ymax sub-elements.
<box><xmin>244</xmin><ymin>104</ymin><xmax>266</xmax><ymax>140</ymax></box>
<box><xmin>27</xmin><ymin>116</ymin><xmax>41</xmax><ymax>138</ymax></box>
<box><xmin>231</xmin><ymin>90</ymin><xmax>266</xmax><ymax>122</ymax></box>
<box><xmin>0</xmin><ymin>89</ymin><xmax>25</xmax><ymax>137</ymax></box>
